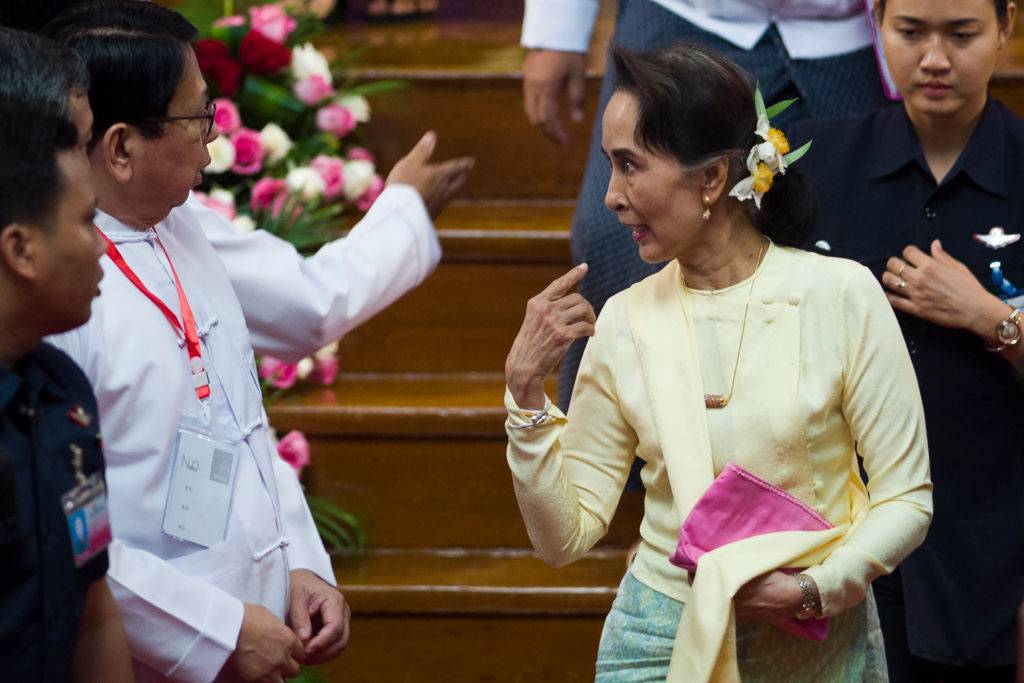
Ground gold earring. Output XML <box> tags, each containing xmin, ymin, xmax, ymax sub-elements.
<box><xmin>701</xmin><ymin>195</ymin><xmax>711</xmax><ymax>221</ymax></box>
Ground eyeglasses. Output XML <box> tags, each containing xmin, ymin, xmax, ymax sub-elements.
<box><xmin>138</xmin><ymin>101</ymin><xmax>217</xmax><ymax>137</ymax></box>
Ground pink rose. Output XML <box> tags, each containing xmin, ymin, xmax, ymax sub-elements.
<box><xmin>213</xmin><ymin>97</ymin><xmax>242</xmax><ymax>135</ymax></box>
<box><xmin>311</xmin><ymin>354</ymin><xmax>338</xmax><ymax>385</ymax></box>
<box><xmin>248</xmin><ymin>4</ymin><xmax>297</xmax><ymax>44</ymax></box>
<box><xmin>293</xmin><ymin>74</ymin><xmax>334</xmax><ymax>106</ymax></box>
<box><xmin>213</xmin><ymin>15</ymin><xmax>246</xmax><ymax>27</ymax></box>
<box><xmin>194</xmin><ymin>191</ymin><xmax>237</xmax><ymax>220</ymax></box>
<box><xmin>276</xmin><ymin>430</ymin><xmax>311</xmax><ymax>476</ymax></box>
<box><xmin>259</xmin><ymin>356</ymin><xmax>298</xmax><ymax>390</ymax></box>
<box><xmin>249</xmin><ymin>177</ymin><xmax>289</xmax><ymax>217</ymax></box>
<box><xmin>315</xmin><ymin>103</ymin><xmax>356</xmax><ymax>138</ymax></box>
<box><xmin>230</xmin><ymin>127</ymin><xmax>264</xmax><ymax>175</ymax></box>
<box><xmin>355</xmin><ymin>174</ymin><xmax>384</xmax><ymax>212</ymax></box>
<box><xmin>250</xmin><ymin>177</ymin><xmax>286</xmax><ymax>209</ymax></box>
<box><xmin>348</xmin><ymin>146</ymin><xmax>374</xmax><ymax>163</ymax></box>
<box><xmin>310</xmin><ymin>155</ymin><xmax>345</xmax><ymax>200</ymax></box>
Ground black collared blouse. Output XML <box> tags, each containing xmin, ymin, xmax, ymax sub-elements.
<box><xmin>0</xmin><ymin>343</ymin><xmax>109</xmax><ymax>680</ymax></box>
<box><xmin>790</xmin><ymin>99</ymin><xmax>1024</xmax><ymax>667</ymax></box>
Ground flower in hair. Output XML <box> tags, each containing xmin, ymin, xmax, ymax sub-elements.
<box><xmin>730</xmin><ymin>86</ymin><xmax>811</xmax><ymax>209</ymax></box>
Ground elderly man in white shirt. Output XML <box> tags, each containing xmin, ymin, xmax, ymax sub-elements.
<box><xmin>520</xmin><ymin>0</ymin><xmax>893</xmax><ymax>411</ymax></box>
<box><xmin>42</xmin><ymin>1</ymin><xmax>472</xmax><ymax>681</ymax></box>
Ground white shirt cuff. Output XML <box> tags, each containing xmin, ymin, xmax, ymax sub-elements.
<box><xmin>520</xmin><ymin>0</ymin><xmax>599</xmax><ymax>53</ymax></box>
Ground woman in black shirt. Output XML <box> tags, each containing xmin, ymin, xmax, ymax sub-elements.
<box><xmin>791</xmin><ymin>0</ymin><xmax>1022</xmax><ymax>680</ymax></box>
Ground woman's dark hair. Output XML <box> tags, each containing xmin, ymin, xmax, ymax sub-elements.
<box><xmin>877</xmin><ymin>0</ymin><xmax>1009</xmax><ymax>21</ymax></box>
<box><xmin>611</xmin><ymin>43</ymin><xmax>815</xmax><ymax>247</ymax></box>
<box><xmin>42</xmin><ymin>0</ymin><xmax>198</xmax><ymax>150</ymax></box>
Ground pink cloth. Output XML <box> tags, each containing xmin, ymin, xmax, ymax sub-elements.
<box><xmin>669</xmin><ymin>462</ymin><xmax>833</xmax><ymax>640</ymax></box>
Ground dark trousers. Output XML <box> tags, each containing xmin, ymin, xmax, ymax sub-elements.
<box><xmin>559</xmin><ymin>0</ymin><xmax>891</xmax><ymax>409</ymax></box>
<box><xmin>874</xmin><ymin>570</ymin><xmax>1017</xmax><ymax>682</ymax></box>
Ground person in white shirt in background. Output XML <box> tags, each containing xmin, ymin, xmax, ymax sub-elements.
<box><xmin>520</xmin><ymin>0</ymin><xmax>894</xmax><ymax>411</ymax></box>
<box><xmin>42</xmin><ymin>1</ymin><xmax>473</xmax><ymax>681</ymax></box>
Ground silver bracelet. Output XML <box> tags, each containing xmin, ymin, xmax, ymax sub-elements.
<box><xmin>794</xmin><ymin>573</ymin><xmax>820</xmax><ymax>619</ymax></box>
<box><xmin>509</xmin><ymin>406</ymin><xmax>552</xmax><ymax>430</ymax></box>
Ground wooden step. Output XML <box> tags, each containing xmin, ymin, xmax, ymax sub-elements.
<box><xmin>341</xmin><ymin>200</ymin><xmax>572</xmax><ymax>263</ymax></box>
<box><xmin>335</xmin><ymin>548</ymin><xmax>625</xmax><ymax>615</ymax></box>
<box><xmin>317</xmin><ymin>6</ymin><xmax>618</xmax><ymax>200</ymax></box>
<box><xmin>336</xmin><ymin>202</ymin><xmax>574</xmax><ymax>374</ymax></box>
<box><xmin>314</xmin><ymin>548</ymin><xmax>627</xmax><ymax>681</ymax></box>
<box><xmin>317</xmin><ymin>5</ymin><xmax>1024</xmax><ymax>203</ymax></box>
<box><xmin>270</xmin><ymin>373</ymin><xmax>646</xmax><ymax>548</ymax></box>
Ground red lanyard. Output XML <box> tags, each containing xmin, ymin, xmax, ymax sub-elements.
<box><xmin>97</xmin><ymin>227</ymin><xmax>211</xmax><ymax>402</ymax></box>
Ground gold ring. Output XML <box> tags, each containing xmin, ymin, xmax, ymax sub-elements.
<box><xmin>896</xmin><ymin>278</ymin><xmax>907</xmax><ymax>290</ymax></box>
<box><xmin>897</xmin><ymin>264</ymin><xmax>906</xmax><ymax>277</ymax></box>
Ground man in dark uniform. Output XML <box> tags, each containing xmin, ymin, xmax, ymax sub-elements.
<box><xmin>0</xmin><ymin>29</ymin><xmax>131</xmax><ymax>681</ymax></box>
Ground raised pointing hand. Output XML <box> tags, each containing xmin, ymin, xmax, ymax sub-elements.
<box><xmin>505</xmin><ymin>263</ymin><xmax>596</xmax><ymax>409</ymax></box>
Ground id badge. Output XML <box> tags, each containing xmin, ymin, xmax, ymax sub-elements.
<box><xmin>162</xmin><ymin>422</ymin><xmax>239</xmax><ymax>548</ymax></box>
<box><xmin>62</xmin><ymin>473</ymin><xmax>112</xmax><ymax>568</ymax></box>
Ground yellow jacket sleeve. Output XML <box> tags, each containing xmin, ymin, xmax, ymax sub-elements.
<box><xmin>504</xmin><ymin>298</ymin><xmax>639</xmax><ymax>566</ymax></box>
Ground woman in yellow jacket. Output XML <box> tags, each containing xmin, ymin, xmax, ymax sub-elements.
<box><xmin>504</xmin><ymin>42</ymin><xmax>933</xmax><ymax>682</ymax></box>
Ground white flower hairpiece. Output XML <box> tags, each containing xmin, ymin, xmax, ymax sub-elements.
<box><xmin>729</xmin><ymin>85</ymin><xmax>812</xmax><ymax>209</ymax></box>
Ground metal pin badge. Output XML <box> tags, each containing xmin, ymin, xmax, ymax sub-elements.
<box><xmin>66</xmin><ymin>404</ymin><xmax>93</xmax><ymax>428</ymax></box>
<box><xmin>973</xmin><ymin>226</ymin><xmax>1021</xmax><ymax>250</ymax></box>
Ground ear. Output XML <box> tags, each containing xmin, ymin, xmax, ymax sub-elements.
<box><xmin>98</xmin><ymin>123</ymin><xmax>136</xmax><ymax>185</ymax></box>
<box><xmin>998</xmin><ymin>2</ymin><xmax>1017</xmax><ymax>48</ymax></box>
<box><xmin>0</xmin><ymin>223</ymin><xmax>44</xmax><ymax>281</ymax></box>
<box><xmin>699</xmin><ymin>156</ymin><xmax>732</xmax><ymax>206</ymax></box>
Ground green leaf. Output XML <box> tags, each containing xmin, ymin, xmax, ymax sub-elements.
<box><xmin>177</xmin><ymin>0</ymin><xmax>224</xmax><ymax>39</ymax></box>
<box><xmin>235</xmin><ymin>76</ymin><xmax>307</xmax><ymax>131</ymax></box>
<box><xmin>339</xmin><ymin>80</ymin><xmax>407</xmax><ymax>98</ymax></box>
<box><xmin>754</xmin><ymin>83</ymin><xmax>767</xmax><ymax>121</ymax></box>
<box><xmin>310</xmin><ymin>511</ymin><xmax>349</xmax><ymax>551</ymax></box>
<box><xmin>291</xmin><ymin>665</ymin><xmax>328</xmax><ymax>683</ymax></box>
<box><xmin>783</xmin><ymin>140</ymin><xmax>813</xmax><ymax>165</ymax></box>
<box><xmin>765</xmin><ymin>98</ymin><xmax>798</xmax><ymax>121</ymax></box>
<box><xmin>311</xmin><ymin>509</ymin><xmax>357</xmax><ymax>551</ymax></box>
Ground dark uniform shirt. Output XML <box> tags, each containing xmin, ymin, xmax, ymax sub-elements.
<box><xmin>0</xmin><ymin>343</ymin><xmax>109</xmax><ymax>680</ymax></box>
<box><xmin>791</xmin><ymin>100</ymin><xmax>1024</xmax><ymax>667</ymax></box>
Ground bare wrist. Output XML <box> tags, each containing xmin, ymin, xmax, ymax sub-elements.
<box><xmin>506</xmin><ymin>369</ymin><xmax>546</xmax><ymax>410</ymax></box>
<box><xmin>968</xmin><ymin>295</ymin><xmax>1013</xmax><ymax>342</ymax></box>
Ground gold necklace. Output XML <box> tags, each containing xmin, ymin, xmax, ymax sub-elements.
<box><xmin>697</xmin><ymin>237</ymin><xmax>769</xmax><ymax>409</ymax></box>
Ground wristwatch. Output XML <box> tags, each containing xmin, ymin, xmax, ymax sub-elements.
<box><xmin>987</xmin><ymin>308</ymin><xmax>1022</xmax><ymax>352</ymax></box>
<box><xmin>794</xmin><ymin>573</ymin><xmax>820</xmax><ymax>620</ymax></box>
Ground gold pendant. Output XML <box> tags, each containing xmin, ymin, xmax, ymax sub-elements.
<box><xmin>704</xmin><ymin>394</ymin><xmax>729</xmax><ymax>409</ymax></box>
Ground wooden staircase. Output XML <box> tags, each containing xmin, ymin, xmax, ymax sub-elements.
<box><xmin>268</xmin><ymin>5</ymin><xmax>1024</xmax><ymax>680</ymax></box>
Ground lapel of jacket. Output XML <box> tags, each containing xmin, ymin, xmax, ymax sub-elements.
<box><xmin>625</xmin><ymin>260</ymin><xmax>716</xmax><ymax>517</ymax></box>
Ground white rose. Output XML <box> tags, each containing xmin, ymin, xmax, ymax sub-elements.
<box><xmin>286</xmin><ymin>166</ymin><xmax>327</xmax><ymax>200</ymax></box>
<box><xmin>206</xmin><ymin>136</ymin><xmax>236</xmax><ymax>174</ymax></box>
<box><xmin>314</xmin><ymin>341</ymin><xmax>339</xmax><ymax>361</ymax></box>
<box><xmin>231</xmin><ymin>214</ymin><xmax>256</xmax><ymax>234</ymax></box>
<box><xmin>291</xmin><ymin>43</ymin><xmax>332</xmax><ymax>83</ymax></box>
<box><xmin>338</xmin><ymin>94</ymin><xmax>370</xmax><ymax>123</ymax></box>
<box><xmin>209</xmin><ymin>188</ymin><xmax>236</xmax><ymax>209</ymax></box>
<box><xmin>296</xmin><ymin>357</ymin><xmax>315</xmax><ymax>380</ymax></box>
<box><xmin>342</xmin><ymin>159</ymin><xmax>375</xmax><ymax>201</ymax></box>
<box><xmin>259</xmin><ymin>123</ymin><xmax>294</xmax><ymax>166</ymax></box>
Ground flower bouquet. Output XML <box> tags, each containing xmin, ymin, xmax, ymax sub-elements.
<box><xmin>178</xmin><ymin>0</ymin><xmax>402</xmax><ymax>249</ymax></box>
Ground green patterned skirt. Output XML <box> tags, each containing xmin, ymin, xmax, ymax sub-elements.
<box><xmin>595</xmin><ymin>571</ymin><xmax>889</xmax><ymax>682</ymax></box>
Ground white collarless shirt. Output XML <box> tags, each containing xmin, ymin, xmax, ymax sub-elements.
<box><xmin>48</xmin><ymin>184</ymin><xmax>440</xmax><ymax>681</ymax></box>
<box><xmin>521</xmin><ymin>0</ymin><xmax>873</xmax><ymax>60</ymax></box>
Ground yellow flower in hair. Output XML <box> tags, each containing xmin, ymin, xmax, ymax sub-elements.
<box><xmin>752</xmin><ymin>162</ymin><xmax>774</xmax><ymax>195</ymax></box>
<box><xmin>729</xmin><ymin>85</ymin><xmax>812</xmax><ymax>209</ymax></box>
<box><xmin>766</xmin><ymin>128</ymin><xmax>790</xmax><ymax>155</ymax></box>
